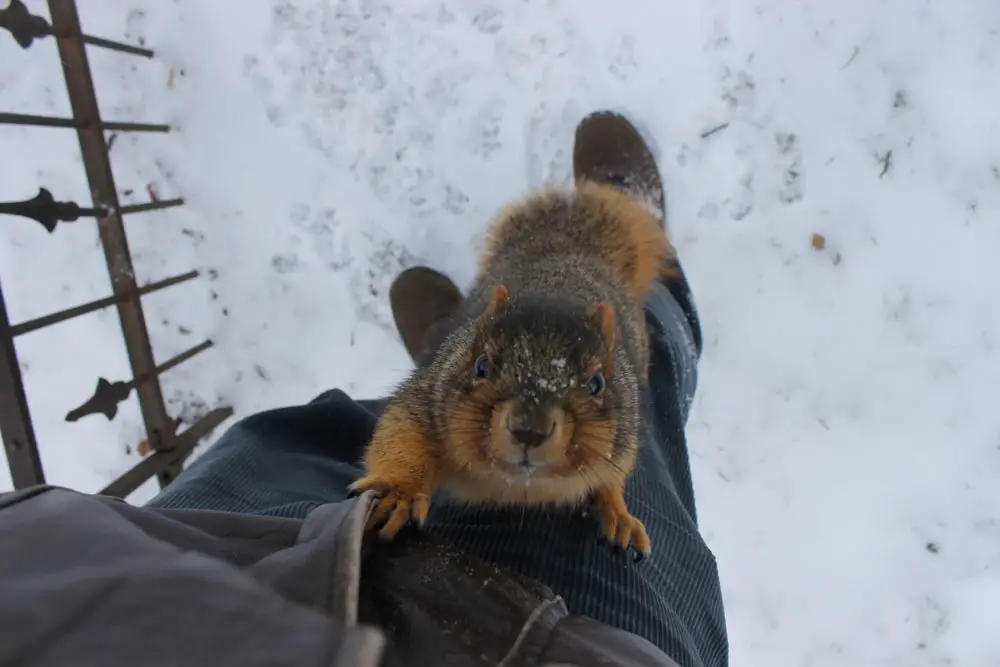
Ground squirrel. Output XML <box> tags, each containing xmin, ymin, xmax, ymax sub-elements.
<box><xmin>349</xmin><ymin>181</ymin><xmax>675</xmax><ymax>560</ymax></box>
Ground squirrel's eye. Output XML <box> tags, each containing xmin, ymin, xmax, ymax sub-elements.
<box><xmin>587</xmin><ymin>370</ymin><xmax>606</xmax><ymax>397</ymax></box>
<box><xmin>474</xmin><ymin>354</ymin><xmax>492</xmax><ymax>379</ymax></box>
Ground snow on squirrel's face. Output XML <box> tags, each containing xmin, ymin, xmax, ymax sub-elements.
<box><xmin>444</xmin><ymin>285</ymin><xmax>623</xmax><ymax>493</ymax></box>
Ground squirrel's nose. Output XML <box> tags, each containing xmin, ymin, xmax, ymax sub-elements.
<box><xmin>509</xmin><ymin>427</ymin><xmax>549</xmax><ymax>449</ymax></box>
<box><xmin>507</xmin><ymin>404</ymin><xmax>559</xmax><ymax>449</ymax></box>
<box><xmin>507</xmin><ymin>415</ymin><xmax>556</xmax><ymax>449</ymax></box>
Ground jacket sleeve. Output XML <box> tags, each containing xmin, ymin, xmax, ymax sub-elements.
<box><xmin>0</xmin><ymin>486</ymin><xmax>384</xmax><ymax>667</ymax></box>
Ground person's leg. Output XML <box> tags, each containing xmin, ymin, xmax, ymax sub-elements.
<box><xmin>421</xmin><ymin>112</ymin><xmax>727</xmax><ymax>666</ymax></box>
<box><xmin>421</xmin><ymin>276</ymin><xmax>721</xmax><ymax>664</ymax></box>
<box><xmin>146</xmin><ymin>390</ymin><xmax>380</xmax><ymax>516</ymax></box>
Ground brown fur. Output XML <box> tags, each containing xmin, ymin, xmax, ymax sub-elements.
<box><xmin>349</xmin><ymin>183</ymin><xmax>671</xmax><ymax>556</ymax></box>
<box><xmin>483</xmin><ymin>183</ymin><xmax>673</xmax><ymax>300</ymax></box>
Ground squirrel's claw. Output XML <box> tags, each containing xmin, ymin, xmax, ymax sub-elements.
<box><xmin>351</xmin><ymin>476</ymin><xmax>431</xmax><ymax>541</ymax></box>
<box><xmin>376</xmin><ymin>493</ymin><xmax>430</xmax><ymax>540</ymax></box>
<box><xmin>603</xmin><ymin>516</ymin><xmax>651</xmax><ymax>564</ymax></box>
<box><xmin>595</xmin><ymin>488</ymin><xmax>652</xmax><ymax>563</ymax></box>
<box><xmin>348</xmin><ymin>476</ymin><xmax>392</xmax><ymax>498</ymax></box>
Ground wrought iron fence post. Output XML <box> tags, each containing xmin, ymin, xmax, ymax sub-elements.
<box><xmin>47</xmin><ymin>0</ymin><xmax>176</xmax><ymax>479</ymax></box>
<box><xmin>0</xmin><ymin>0</ymin><xmax>233</xmax><ymax>494</ymax></box>
<box><xmin>0</xmin><ymin>283</ymin><xmax>45</xmax><ymax>488</ymax></box>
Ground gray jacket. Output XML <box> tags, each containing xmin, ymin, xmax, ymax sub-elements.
<box><xmin>0</xmin><ymin>486</ymin><xmax>680</xmax><ymax>667</ymax></box>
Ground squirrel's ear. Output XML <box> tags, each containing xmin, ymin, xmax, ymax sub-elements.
<box><xmin>589</xmin><ymin>302</ymin><xmax>615</xmax><ymax>351</ymax></box>
<box><xmin>485</xmin><ymin>284</ymin><xmax>509</xmax><ymax>318</ymax></box>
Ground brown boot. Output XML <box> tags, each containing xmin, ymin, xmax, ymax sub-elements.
<box><xmin>389</xmin><ymin>266</ymin><xmax>462</xmax><ymax>366</ymax></box>
<box><xmin>572</xmin><ymin>111</ymin><xmax>666</xmax><ymax>228</ymax></box>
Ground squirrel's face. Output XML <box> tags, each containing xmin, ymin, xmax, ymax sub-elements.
<box><xmin>443</xmin><ymin>286</ymin><xmax>625</xmax><ymax>490</ymax></box>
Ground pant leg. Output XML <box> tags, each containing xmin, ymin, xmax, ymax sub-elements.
<box><xmin>421</xmin><ymin>278</ymin><xmax>727</xmax><ymax>667</ymax></box>
<box><xmin>147</xmin><ymin>389</ymin><xmax>381</xmax><ymax>517</ymax></box>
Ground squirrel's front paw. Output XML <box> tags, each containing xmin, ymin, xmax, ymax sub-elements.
<box><xmin>595</xmin><ymin>487</ymin><xmax>651</xmax><ymax>563</ymax></box>
<box><xmin>348</xmin><ymin>476</ymin><xmax>432</xmax><ymax>541</ymax></box>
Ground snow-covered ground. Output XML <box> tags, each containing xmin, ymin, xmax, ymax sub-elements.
<box><xmin>2</xmin><ymin>0</ymin><xmax>999</xmax><ymax>665</ymax></box>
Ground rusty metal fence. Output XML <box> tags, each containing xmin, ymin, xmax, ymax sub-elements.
<box><xmin>1</xmin><ymin>0</ymin><xmax>232</xmax><ymax>498</ymax></box>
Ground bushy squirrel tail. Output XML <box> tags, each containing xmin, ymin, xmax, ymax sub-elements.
<box><xmin>481</xmin><ymin>183</ymin><xmax>674</xmax><ymax>303</ymax></box>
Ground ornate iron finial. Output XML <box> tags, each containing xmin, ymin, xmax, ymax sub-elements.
<box><xmin>0</xmin><ymin>0</ymin><xmax>52</xmax><ymax>49</ymax></box>
<box><xmin>0</xmin><ymin>188</ymin><xmax>106</xmax><ymax>233</ymax></box>
<box><xmin>1</xmin><ymin>1</ymin><xmax>153</xmax><ymax>56</ymax></box>
<box><xmin>65</xmin><ymin>378</ymin><xmax>132</xmax><ymax>422</ymax></box>
<box><xmin>65</xmin><ymin>341</ymin><xmax>214</xmax><ymax>422</ymax></box>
